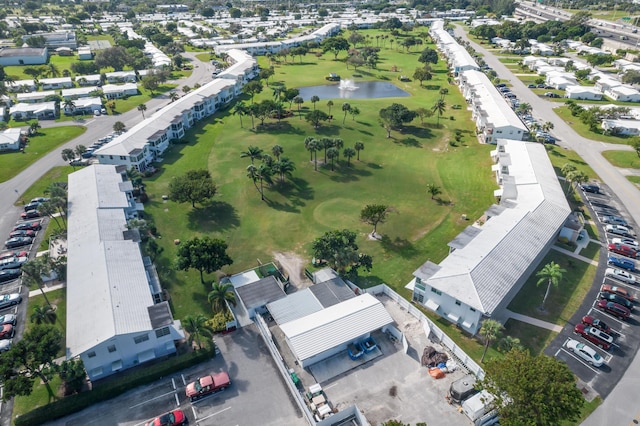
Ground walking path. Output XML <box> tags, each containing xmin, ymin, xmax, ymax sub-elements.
<box><xmin>504</xmin><ymin>310</ymin><xmax>564</xmax><ymax>333</ymax></box>
<box><xmin>551</xmin><ymin>246</ymin><xmax>599</xmax><ymax>266</ymax></box>
<box><xmin>29</xmin><ymin>282</ymin><xmax>65</xmax><ymax>298</ymax></box>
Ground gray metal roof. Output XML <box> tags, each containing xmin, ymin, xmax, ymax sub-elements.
<box><xmin>0</xmin><ymin>47</ymin><xmax>46</xmax><ymax>57</ymax></box>
<box><xmin>148</xmin><ymin>302</ymin><xmax>174</xmax><ymax>329</ymax></box>
<box><xmin>309</xmin><ymin>277</ymin><xmax>355</xmax><ymax>308</ymax></box>
<box><xmin>235</xmin><ymin>275</ymin><xmax>286</xmax><ymax>310</ymax></box>
<box><xmin>413</xmin><ymin>261</ymin><xmax>441</xmax><ymax>282</ymax></box>
<box><xmin>448</xmin><ymin>226</ymin><xmax>483</xmax><ymax>250</ymax></box>
<box><xmin>266</xmin><ymin>289</ymin><xmax>323</xmax><ymax>325</ymax></box>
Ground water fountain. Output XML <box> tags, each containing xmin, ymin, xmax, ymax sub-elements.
<box><xmin>338</xmin><ymin>79</ymin><xmax>358</xmax><ymax>91</ymax></box>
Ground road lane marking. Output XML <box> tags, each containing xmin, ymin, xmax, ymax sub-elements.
<box><xmin>128</xmin><ymin>390</ymin><xmax>176</xmax><ymax>409</ymax></box>
<box><xmin>197</xmin><ymin>406</ymin><xmax>231</xmax><ymax>423</ymax></box>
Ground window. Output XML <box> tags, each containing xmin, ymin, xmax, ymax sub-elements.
<box><xmin>430</xmin><ymin>288</ymin><xmax>442</xmax><ymax>296</ymax></box>
<box><xmin>134</xmin><ymin>334</ymin><xmax>149</xmax><ymax>344</ymax></box>
<box><xmin>455</xmin><ymin>300</ymin><xmax>461</xmax><ymax>306</ymax></box>
<box><xmin>119</xmin><ymin>156</ymin><xmax>126</xmax><ymax>160</ymax></box>
<box><xmin>470</xmin><ymin>307</ymin><xmax>476</xmax><ymax>312</ymax></box>
<box><xmin>413</xmin><ymin>294</ymin><xmax>424</xmax><ymax>303</ymax></box>
<box><xmin>87</xmin><ymin>351</ymin><xmax>96</xmax><ymax>358</ymax></box>
<box><xmin>155</xmin><ymin>327</ymin><xmax>170</xmax><ymax>338</ymax></box>
<box><xmin>109</xmin><ymin>155</ymin><xmax>113</xmax><ymax>160</ymax></box>
<box><xmin>107</xmin><ymin>345</ymin><xmax>116</xmax><ymax>353</ymax></box>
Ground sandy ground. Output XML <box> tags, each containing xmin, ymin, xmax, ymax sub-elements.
<box><xmin>273</xmin><ymin>251</ymin><xmax>313</xmax><ymax>289</ymax></box>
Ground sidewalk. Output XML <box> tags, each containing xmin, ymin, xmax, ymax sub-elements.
<box><xmin>29</xmin><ymin>282</ymin><xmax>65</xmax><ymax>298</ymax></box>
<box><xmin>504</xmin><ymin>310</ymin><xmax>564</xmax><ymax>333</ymax></box>
<box><xmin>551</xmin><ymin>245</ymin><xmax>599</xmax><ymax>266</ymax></box>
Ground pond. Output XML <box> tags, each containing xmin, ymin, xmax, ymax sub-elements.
<box><xmin>297</xmin><ymin>80</ymin><xmax>410</xmax><ymax>100</ymax></box>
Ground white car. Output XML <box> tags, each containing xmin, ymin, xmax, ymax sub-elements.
<box><xmin>0</xmin><ymin>339</ymin><xmax>11</xmax><ymax>353</ymax></box>
<box><xmin>565</xmin><ymin>339</ymin><xmax>604</xmax><ymax>367</ymax></box>
<box><xmin>611</xmin><ymin>238</ymin><xmax>639</xmax><ymax>250</ymax></box>
<box><xmin>0</xmin><ymin>293</ymin><xmax>21</xmax><ymax>310</ymax></box>
<box><xmin>606</xmin><ymin>225</ymin><xmax>633</xmax><ymax>237</ymax></box>
<box><xmin>605</xmin><ymin>268</ymin><xmax>637</xmax><ymax>285</ymax></box>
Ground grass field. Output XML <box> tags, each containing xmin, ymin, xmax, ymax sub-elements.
<box><xmin>504</xmin><ymin>319</ymin><xmax>557</xmax><ymax>356</ymax></box>
<box><xmin>16</xmin><ymin>166</ymin><xmax>75</xmax><ymax>207</ymax></box>
<box><xmin>601</xmin><ymin>150</ymin><xmax>640</xmax><ymax>168</ymax></box>
<box><xmin>507</xmin><ymin>251</ymin><xmax>597</xmax><ymax>326</ymax></box>
<box><xmin>628</xmin><ymin>175</ymin><xmax>640</xmax><ymax>186</ymax></box>
<box><xmin>0</xmin><ymin>127</ymin><xmax>85</xmax><ymax>184</ymax></box>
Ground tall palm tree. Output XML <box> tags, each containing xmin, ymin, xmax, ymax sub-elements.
<box><xmin>343</xmin><ymin>147</ymin><xmax>356</xmax><ymax>166</ymax></box>
<box><xmin>47</xmin><ymin>63</ymin><xmax>60</xmax><ymax>78</ymax></box>
<box><xmin>232</xmin><ymin>102</ymin><xmax>247</xmax><ymax>128</ymax></box>
<box><xmin>439</xmin><ymin>87</ymin><xmax>449</xmax><ymax>100</ymax></box>
<box><xmin>542</xmin><ymin>121</ymin><xmax>555</xmax><ymax>132</ymax></box>
<box><xmin>247</xmin><ymin>103</ymin><xmax>258</xmax><ymax>129</ymax></box>
<box><xmin>63</xmin><ymin>99</ymin><xmax>76</xmax><ymax>116</ymax></box>
<box><xmin>516</xmin><ymin>103</ymin><xmax>532</xmax><ymax>116</ymax></box>
<box><xmin>327</xmin><ymin>147</ymin><xmax>339</xmax><ymax>171</ymax></box>
<box><xmin>349</xmin><ymin>106</ymin><xmax>360</xmax><ymax>121</ymax></box>
<box><xmin>137</xmin><ymin>103</ymin><xmax>147</xmax><ymax>119</ymax></box>
<box><xmin>341</xmin><ymin>102</ymin><xmax>351</xmax><ymax>124</ymax></box>
<box><xmin>310</xmin><ymin>95</ymin><xmax>320</xmax><ymax>110</ymax></box>
<box><xmin>61</xmin><ymin>148</ymin><xmax>76</xmax><ymax>169</ymax></box>
<box><xmin>332</xmin><ymin>138</ymin><xmax>344</xmax><ymax>163</ymax></box>
<box><xmin>327</xmin><ymin>100</ymin><xmax>334</xmax><ymax>117</ymax></box>
<box><xmin>294</xmin><ymin>96</ymin><xmax>304</xmax><ymax>118</ymax></box>
<box><xmin>271</xmin><ymin>144</ymin><xmax>283</xmax><ymax>161</ymax></box>
<box><xmin>30</xmin><ymin>304</ymin><xmax>57</xmax><ymax>325</ymax></box>
<box><xmin>272</xmin><ymin>157</ymin><xmax>295</xmax><ymax>184</ymax></box>
<box><xmin>21</xmin><ymin>257</ymin><xmax>52</xmax><ymax>307</ymax></box>
<box><xmin>432</xmin><ymin>99</ymin><xmax>446</xmax><ymax>126</ymax></box>
<box><xmin>240</xmin><ymin>145</ymin><xmax>264</xmax><ymax>164</ymax></box>
<box><xmin>308</xmin><ymin>139</ymin><xmax>320</xmax><ymax>171</ymax></box>
<box><xmin>247</xmin><ymin>163</ymin><xmax>273</xmax><ymax>201</ymax></box>
<box><xmin>354</xmin><ymin>141</ymin><xmax>364</xmax><ymax>161</ymax></box>
<box><xmin>183</xmin><ymin>314</ymin><xmax>214</xmax><ymax>350</ymax></box>
<box><xmin>320</xmin><ymin>137</ymin><xmax>333</xmax><ymax>163</ymax></box>
<box><xmin>479</xmin><ymin>319</ymin><xmax>503</xmax><ymax>363</ymax></box>
<box><xmin>304</xmin><ymin>137</ymin><xmax>316</xmax><ymax>161</ymax></box>
<box><xmin>208</xmin><ymin>282</ymin><xmax>237</xmax><ymax>313</ymax></box>
<box><xmin>536</xmin><ymin>261</ymin><xmax>566</xmax><ymax>311</ymax></box>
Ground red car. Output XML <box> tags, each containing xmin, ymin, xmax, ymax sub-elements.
<box><xmin>597</xmin><ymin>299</ymin><xmax>631</xmax><ymax>320</ymax></box>
<box><xmin>581</xmin><ymin>315</ymin><xmax>612</xmax><ymax>334</ymax></box>
<box><xmin>0</xmin><ymin>324</ymin><xmax>14</xmax><ymax>340</ymax></box>
<box><xmin>574</xmin><ymin>323</ymin><xmax>613</xmax><ymax>350</ymax></box>
<box><xmin>0</xmin><ymin>251</ymin><xmax>27</xmax><ymax>261</ymax></box>
<box><xmin>601</xmin><ymin>284</ymin><xmax>634</xmax><ymax>301</ymax></box>
<box><xmin>8</xmin><ymin>230</ymin><xmax>35</xmax><ymax>239</ymax></box>
<box><xmin>145</xmin><ymin>409</ymin><xmax>186</xmax><ymax>426</ymax></box>
<box><xmin>185</xmin><ymin>371</ymin><xmax>231</xmax><ymax>402</ymax></box>
<box><xmin>13</xmin><ymin>221</ymin><xmax>42</xmax><ymax>232</ymax></box>
<box><xmin>608</xmin><ymin>243</ymin><xmax>638</xmax><ymax>259</ymax></box>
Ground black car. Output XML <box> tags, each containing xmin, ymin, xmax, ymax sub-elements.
<box><xmin>4</xmin><ymin>237</ymin><xmax>33</xmax><ymax>249</ymax></box>
<box><xmin>0</xmin><ymin>269</ymin><xmax>21</xmax><ymax>283</ymax></box>
<box><xmin>527</xmin><ymin>84</ymin><xmax>536</xmax><ymax>88</ymax></box>
<box><xmin>598</xmin><ymin>292</ymin><xmax>633</xmax><ymax>310</ymax></box>
<box><xmin>581</xmin><ymin>184</ymin><xmax>600</xmax><ymax>194</ymax></box>
<box><xmin>23</xmin><ymin>202</ymin><xmax>41</xmax><ymax>212</ymax></box>
<box><xmin>537</xmin><ymin>83</ymin><xmax>546</xmax><ymax>88</ymax></box>
<box><xmin>13</xmin><ymin>221</ymin><xmax>41</xmax><ymax>232</ymax></box>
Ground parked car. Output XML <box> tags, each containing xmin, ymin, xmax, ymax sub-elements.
<box><xmin>0</xmin><ymin>269</ymin><xmax>21</xmax><ymax>283</ymax></box>
<box><xmin>543</xmin><ymin>135</ymin><xmax>556</xmax><ymax>144</ymax></box>
<box><xmin>8</xmin><ymin>230</ymin><xmax>35</xmax><ymax>239</ymax></box>
<box><xmin>0</xmin><ymin>256</ymin><xmax>27</xmax><ymax>271</ymax></box>
<box><xmin>23</xmin><ymin>202</ymin><xmax>41</xmax><ymax>212</ymax></box>
<box><xmin>13</xmin><ymin>221</ymin><xmax>42</xmax><ymax>232</ymax></box>
<box><xmin>527</xmin><ymin>84</ymin><xmax>536</xmax><ymax>88</ymax></box>
<box><xmin>145</xmin><ymin>409</ymin><xmax>186</xmax><ymax>426</ymax></box>
<box><xmin>0</xmin><ymin>325</ymin><xmax>14</xmax><ymax>340</ymax></box>
<box><xmin>0</xmin><ymin>340</ymin><xmax>11</xmax><ymax>353</ymax></box>
<box><xmin>20</xmin><ymin>210</ymin><xmax>41</xmax><ymax>220</ymax></box>
<box><xmin>496</xmin><ymin>83</ymin><xmax>507</xmax><ymax>88</ymax></box>
<box><xmin>611</xmin><ymin>238</ymin><xmax>639</xmax><ymax>250</ymax></box>
<box><xmin>601</xmin><ymin>284</ymin><xmax>634</xmax><ymax>301</ymax></box>
<box><xmin>185</xmin><ymin>371</ymin><xmax>231</xmax><ymax>402</ymax></box>
<box><xmin>580</xmin><ymin>184</ymin><xmax>600</xmax><ymax>194</ymax></box>
<box><xmin>582</xmin><ymin>315</ymin><xmax>612</xmax><ymax>334</ymax></box>
<box><xmin>537</xmin><ymin>83</ymin><xmax>546</xmax><ymax>88</ymax></box>
<box><xmin>599</xmin><ymin>292</ymin><xmax>634</xmax><ymax>310</ymax></box>
<box><xmin>608</xmin><ymin>255</ymin><xmax>636</xmax><ymax>271</ymax></box>
<box><xmin>601</xmin><ymin>215</ymin><xmax>629</xmax><ymax>226</ymax></box>
<box><xmin>565</xmin><ymin>338</ymin><xmax>604</xmax><ymax>367</ymax></box>
<box><xmin>0</xmin><ymin>314</ymin><xmax>16</xmax><ymax>326</ymax></box>
<box><xmin>608</xmin><ymin>243</ymin><xmax>638</xmax><ymax>258</ymax></box>
<box><xmin>596</xmin><ymin>299</ymin><xmax>631</xmax><ymax>320</ymax></box>
<box><xmin>0</xmin><ymin>251</ymin><xmax>27</xmax><ymax>262</ymax></box>
<box><xmin>4</xmin><ymin>237</ymin><xmax>33</xmax><ymax>249</ymax></box>
<box><xmin>605</xmin><ymin>268</ymin><xmax>637</xmax><ymax>285</ymax></box>
<box><xmin>544</xmin><ymin>92</ymin><xmax>560</xmax><ymax>98</ymax></box>
<box><xmin>0</xmin><ymin>294</ymin><xmax>22</xmax><ymax>310</ymax></box>
<box><xmin>574</xmin><ymin>323</ymin><xmax>613</xmax><ymax>350</ymax></box>
<box><xmin>30</xmin><ymin>197</ymin><xmax>49</xmax><ymax>204</ymax></box>
<box><xmin>606</xmin><ymin>225</ymin><xmax>634</xmax><ymax>238</ymax></box>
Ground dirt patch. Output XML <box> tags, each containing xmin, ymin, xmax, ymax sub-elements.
<box><xmin>273</xmin><ymin>251</ymin><xmax>312</xmax><ymax>290</ymax></box>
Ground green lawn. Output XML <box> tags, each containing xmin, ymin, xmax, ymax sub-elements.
<box><xmin>504</xmin><ymin>319</ymin><xmax>557</xmax><ymax>356</ymax></box>
<box><xmin>0</xmin><ymin>127</ymin><xmax>85</xmax><ymax>184</ymax></box>
<box><xmin>601</xmin><ymin>150</ymin><xmax>640</xmax><ymax>168</ymax></box>
<box><xmin>4</xmin><ymin>55</ymin><xmax>78</xmax><ymax>80</ymax></box>
<box><xmin>628</xmin><ymin>175</ymin><xmax>640</xmax><ymax>187</ymax></box>
<box><xmin>196</xmin><ymin>52</ymin><xmax>212</xmax><ymax>63</ymax></box>
<box><xmin>109</xmin><ymin>84</ymin><xmax>178</xmax><ymax>115</ymax></box>
<box><xmin>554</xmin><ymin>107</ymin><xmax>635</xmax><ymax>145</ymax></box>
<box><xmin>546</xmin><ymin>144</ymin><xmax>599</xmax><ymax>180</ymax></box>
<box><xmin>38</xmin><ymin>219</ymin><xmax>66</xmax><ymax>252</ymax></box>
<box><xmin>16</xmin><ymin>166</ymin><xmax>75</xmax><ymax>207</ymax></box>
<box><xmin>508</xmin><ymin>251</ymin><xmax>597</xmax><ymax>325</ymax></box>
<box><xmin>13</xmin><ymin>376</ymin><xmax>63</xmax><ymax>418</ymax></box>
<box><xmin>580</xmin><ymin>241</ymin><xmax>602</xmax><ymax>260</ymax></box>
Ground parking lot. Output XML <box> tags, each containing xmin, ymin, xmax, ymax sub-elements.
<box><xmin>46</xmin><ymin>325</ymin><xmax>305</xmax><ymax>426</ymax></box>
<box><xmin>545</xmin><ymin>184</ymin><xmax>640</xmax><ymax>397</ymax></box>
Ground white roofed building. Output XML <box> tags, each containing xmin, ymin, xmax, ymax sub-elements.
<box><xmin>9</xmin><ymin>101</ymin><xmax>57</xmax><ymax>120</ymax></box>
<box><xmin>605</xmin><ymin>85</ymin><xmax>640</xmax><ymax>102</ymax></box>
<box><xmin>408</xmin><ymin>139</ymin><xmax>571</xmax><ymax>335</ymax></box>
<box><xmin>40</xmin><ymin>77</ymin><xmax>73</xmax><ymax>90</ymax></box>
<box><xmin>602</xmin><ymin>119</ymin><xmax>640</xmax><ymax>135</ymax></box>
<box><xmin>66</xmin><ymin>165</ymin><xmax>183</xmax><ymax>381</ymax></box>
<box><xmin>564</xmin><ymin>85</ymin><xmax>603</xmax><ymax>100</ymax></box>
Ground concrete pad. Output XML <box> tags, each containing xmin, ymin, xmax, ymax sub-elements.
<box><xmin>308</xmin><ymin>341</ymin><xmax>384</xmax><ymax>383</ymax></box>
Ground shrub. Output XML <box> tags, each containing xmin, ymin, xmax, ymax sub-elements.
<box><xmin>208</xmin><ymin>309</ymin><xmax>234</xmax><ymax>332</ymax></box>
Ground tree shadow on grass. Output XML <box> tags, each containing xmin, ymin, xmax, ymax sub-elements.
<box><xmin>380</xmin><ymin>235</ymin><xmax>419</xmax><ymax>259</ymax></box>
<box><xmin>365</xmin><ymin>162</ymin><xmax>382</xmax><ymax>170</ymax></box>
<box><xmin>328</xmin><ymin>163</ymin><xmax>373</xmax><ymax>182</ymax></box>
<box><xmin>395</xmin><ymin>137</ymin><xmax>422</xmax><ymax>147</ymax></box>
<box><xmin>272</xmin><ymin>176</ymin><xmax>315</xmax><ymax>207</ymax></box>
<box><xmin>358</xmin><ymin>129</ymin><xmax>375</xmax><ymax>136</ymax></box>
<box><xmin>256</xmin><ymin>121</ymin><xmax>305</xmax><ymax>135</ymax></box>
<box><xmin>400</xmin><ymin>125</ymin><xmax>433</xmax><ymax>139</ymax></box>
<box><xmin>186</xmin><ymin>200</ymin><xmax>240</xmax><ymax>232</ymax></box>
<box><xmin>314</xmin><ymin>124</ymin><xmax>342</xmax><ymax>136</ymax></box>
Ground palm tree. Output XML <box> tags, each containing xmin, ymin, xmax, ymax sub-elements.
<box><xmin>333</xmin><ymin>138</ymin><xmax>344</xmax><ymax>163</ymax></box>
<box><xmin>232</xmin><ymin>102</ymin><xmax>247</xmax><ymax>128</ymax></box>
<box><xmin>542</xmin><ymin>121</ymin><xmax>555</xmax><ymax>132</ymax></box>
<box><xmin>343</xmin><ymin>147</ymin><xmax>356</xmax><ymax>166</ymax></box>
<box><xmin>341</xmin><ymin>102</ymin><xmax>351</xmax><ymax>124</ymax></box>
<box><xmin>320</xmin><ymin>137</ymin><xmax>333</xmax><ymax>163</ymax></box>
<box><xmin>349</xmin><ymin>106</ymin><xmax>360</xmax><ymax>121</ymax></box>
<box><xmin>247</xmin><ymin>103</ymin><xmax>258</xmax><ymax>129</ymax></box>
<box><xmin>61</xmin><ymin>148</ymin><xmax>76</xmax><ymax>168</ymax></box>
<box><xmin>354</xmin><ymin>141</ymin><xmax>364</xmax><ymax>161</ymax></box>
<box><xmin>294</xmin><ymin>96</ymin><xmax>304</xmax><ymax>118</ymax></box>
<box><xmin>426</xmin><ymin>183</ymin><xmax>442</xmax><ymax>200</ymax></box>
<box><xmin>29</xmin><ymin>120</ymin><xmax>41</xmax><ymax>135</ymax></box>
<box><xmin>271</xmin><ymin>144</ymin><xmax>283</xmax><ymax>160</ymax></box>
<box><xmin>536</xmin><ymin>261</ymin><xmax>566</xmax><ymax>311</ymax></box>
<box><xmin>30</xmin><ymin>304</ymin><xmax>57</xmax><ymax>325</ymax></box>
<box><xmin>327</xmin><ymin>147</ymin><xmax>339</xmax><ymax>171</ymax></box>
<box><xmin>21</xmin><ymin>257</ymin><xmax>52</xmax><ymax>307</ymax></box>
<box><xmin>439</xmin><ymin>87</ymin><xmax>449</xmax><ymax>99</ymax></box>
<box><xmin>516</xmin><ymin>103</ymin><xmax>532</xmax><ymax>116</ymax></box>
<box><xmin>566</xmin><ymin>170</ymin><xmax>588</xmax><ymax>195</ymax></box>
<box><xmin>137</xmin><ymin>103</ymin><xmax>147</xmax><ymax>119</ymax></box>
<box><xmin>327</xmin><ymin>100</ymin><xmax>334</xmax><ymax>117</ymax></box>
<box><xmin>304</xmin><ymin>136</ymin><xmax>316</xmax><ymax>161</ymax></box>
<box><xmin>308</xmin><ymin>139</ymin><xmax>320</xmax><ymax>171</ymax></box>
<box><xmin>310</xmin><ymin>95</ymin><xmax>319</xmax><ymax>110</ymax></box>
<box><xmin>183</xmin><ymin>314</ymin><xmax>214</xmax><ymax>350</ymax></box>
<box><xmin>432</xmin><ymin>99</ymin><xmax>446</xmax><ymax>126</ymax></box>
<box><xmin>47</xmin><ymin>63</ymin><xmax>60</xmax><ymax>78</ymax></box>
<box><xmin>169</xmin><ymin>91</ymin><xmax>179</xmax><ymax>102</ymax></box>
<box><xmin>247</xmin><ymin>163</ymin><xmax>273</xmax><ymax>201</ymax></box>
<box><xmin>208</xmin><ymin>282</ymin><xmax>237</xmax><ymax>313</ymax></box>
<box><xmin>240</xmin><ymin>145</ymin><xmax>264</xmax><ymax>164</ymax></box>
<box><xmin>479</xmin><ymin>319</ymin><xmax>503</xmax><ymax>363</ymax></box>
<box><xmin>273</xmin><ymin>157</ymin><xmax>295</xmax><ymax>184</ymax></box>
<box><xmin>63</xmin><ymin>99</ymin><xmax>76</xmax><ymax>116</ymax></box>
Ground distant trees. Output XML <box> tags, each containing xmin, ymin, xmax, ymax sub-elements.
<box><xmin>168</xmin><ymin>169</ymin><xmax>217</xmax><ymax>208</ymax></box>
<box><xmin>322</xmin><ymin>36</ymin><xmax>350</xmax><ymax>59</ymax></box>
<box><xmin>94</xmin><ymin>46</ymin><xmax>130</xmax><ymax>71</ymax></box>
<box><xmin>418</xmin><ymin>47</ymin><xmax>438</xmax><ymax>65</ymax></box>
<box><xmin>176</xmin><ymin>237</ymin><xmax>233</xmax><ymax>284</ymax></box>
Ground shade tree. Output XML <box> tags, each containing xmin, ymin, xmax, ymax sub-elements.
<box><xmin>168</xmin><ymin>169</ymin><xmax>217</xmax><ymax>208</ymax></box>
<box><xmin>176</xmin><ymin>236</ymin><xmax>233</xmax><ymax>284</ymax></box>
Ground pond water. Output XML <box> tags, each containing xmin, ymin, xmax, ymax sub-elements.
<box><xmin>297</xmin><ymin>80</ymin><xmax>410</xmax><ymax>100</ymax></box>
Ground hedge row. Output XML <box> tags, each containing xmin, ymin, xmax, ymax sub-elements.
<box><xmin>15</xmin><ymin>348</ymin><xmax>215</xmax><ymax>426</ymax></box>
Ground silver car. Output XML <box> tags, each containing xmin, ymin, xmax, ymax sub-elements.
<box><xmin>0</xmin><ymin>293</ymin><xmax>22</xmax><ymax>310</ymax></box>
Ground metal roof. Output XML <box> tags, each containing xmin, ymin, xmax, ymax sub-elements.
<box><xmin>448</xmin><ymin>226</ymin><xmax>483</xmax><ymax>250</ymax></box>
<box><xmin>148</xmin><ymin>302</ymin><xmax>174</xmax><ymax>329</ymax></box>
<box><xmin>280</xmin><ymin>293</ymin><xmax>393</xmax><ymax>363</ymax></box>
<box><xmin>309</xmin><ymin>277</ymin><xmax>355</xmax><ymax>308</ymax></box>
<box><xmin>235</xmin><ymin>275</ymin><xmax>286</xmax><ymax>310</ymax></box>
<box><xmin>266</xmin><ymin>289</ymin><xmax>324</xmax><ymax>325</ymax></box>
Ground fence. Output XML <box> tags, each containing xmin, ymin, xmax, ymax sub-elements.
<box><xmin>364</xmin><ymin>284</ymin><xmax>485</xmax><ymax>380</ymax></box>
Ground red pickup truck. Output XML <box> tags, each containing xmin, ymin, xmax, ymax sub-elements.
<box><xmin>186</xmin><ymin>371</ymin><xmax>231</xmax><ymax>402</ymax></box>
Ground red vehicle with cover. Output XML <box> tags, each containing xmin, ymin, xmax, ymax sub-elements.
<box><xmin>185</xmin><ymin>371</ymin><xmax>230</xmax><ymax>402</ymax></box>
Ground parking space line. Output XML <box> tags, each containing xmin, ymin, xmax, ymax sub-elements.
<box><xmin>323</xmin><ymin>383</ymin><xmax>338</xmax><ymax>391</ymax></box>
<box><xmin>588</xmin><ymin>306</ymin><xmax>629</xmax><ymax>326</ymax></box>
<box><xmin>181</xmin><ymin>374</ymin><xmax>186</xmax><ymax>385</ymax></box>
<box><xmin>192</xmin><ymin>406</ymin><xmax>197</xmax><ymax>420</ymax></box>
<box><xmin>128</xmin><ymin>390</ymin><xmax>176</xmax><ymax>409</ymax></box>
<box><xmin>174</xmin><ymin>393</ymin><xmax>180</xmax><ymax>406</ymax></box>
<box><xmin>558</xmin><ymin>348</ymin><xmax>601</xmax><ymax>374</ymax></box>
<box><xmin>172</xmin><ymin>378</ymin><xmax>176</xmax><ymax>390</ymax></box>
<box><xmin>197</xmin><ymin>406</ymin><xmax>231</xmax><ymax>423</ymax></box>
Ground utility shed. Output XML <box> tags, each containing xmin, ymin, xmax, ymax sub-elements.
<box><xmin>280</xmin><ymin>293</ymin><xmax>393</xmax><ymax>367</ymax></box>
<box><xmin>267</xmin><ymin>289</ymin><xmax>324</xmax><ymax>325</ymax></box>
<box><xmin>309</xmin><ymin>277</ymin><xmax>355</xmax><ymax>308</ymax></box>
<box><xmin>235</xmin><ymin>275</ymin><xmax>286</xmax><ymax>318</ymax></box>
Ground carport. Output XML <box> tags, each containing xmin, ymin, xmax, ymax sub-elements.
<box><xmin>235</xmin><ymin>275</ymin><xmax>287</xmax><ymax>319</ymax></box>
